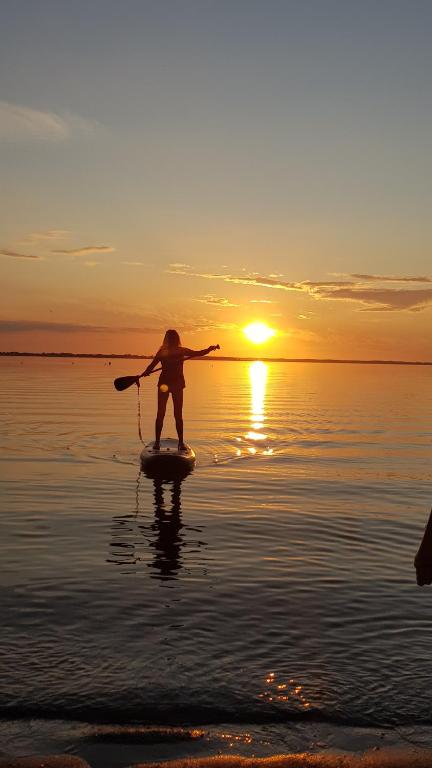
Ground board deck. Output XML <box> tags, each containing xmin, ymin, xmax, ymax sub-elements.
<box><xmin>140</xmin><ymin>438</ymin><xmax>196</xmax><ymax>476</ymax></box>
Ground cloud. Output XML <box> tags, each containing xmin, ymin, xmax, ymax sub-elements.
<box><xmin>168</xmin><ymin>265</ymin><xmax>432</xmax><ymax>312</ymax></box>
<box><xmin>167</xmin><ymin>265</ymin><xmax>300</xmax><ymax>291</ymax></box>
<box><xmin>350</xmin><ymin>273</ymin><xmax>432</xmax><ymax>283</ymax></box>
<box><xmin>194</xmin><ymin>294</ymin><xmax>239</xmax><ymax>308</ymax></box>
<box><xmin>25</xmin><ymin>230</ymin><xmax>69</xmax><ymax>242</ymax></box>
<box><xmin>0</xmin><ymin>248</ymin><xmax>40</xmax><ymax>260</ymax></box>
<box><xmin>250</xmin><ymin>299</ymin><xmax>275</xmax><ymax>304</ymax></box>
<box><xmin>122</xmin><ymin>261</ymin><xmax>146</xmax><ymax>266</ymax></box>
<box><xmin>0</xmin><ymin>317</ymin><xmax>234</xmax><ymax>335</ymax></box>
<box><xmin>0</xmin><ymin>320</ymin><xmax>154</xmax><ymax>334</ymax></box>
<box><xmin>52</xmin><ymin>245</ymin><xmax>115</xmax><ymax>256</ymax></box>
<box><xmin>319</xmin><ymin>287</ymin><xmax>432</xmax><ymax>311</ymax></box>
<box><xmin>300</xmin><ymin>280</ymin><xmax>356</xmax><ymax>289</ymax></box>
<box><xmin>0</xmin><ymin>100</ymin><xmax>97</xmax><ymax>141</ymax></box>
<box><xmin>168</xmin><ymin>265</ymin><xmax>355</xmax><ymax>293</ymax></box>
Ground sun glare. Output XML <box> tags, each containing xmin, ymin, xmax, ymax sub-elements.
<box><xmin>243</xmin><ymin>322</ymin><xmax>275</xmax><ymax>345</ymax></box>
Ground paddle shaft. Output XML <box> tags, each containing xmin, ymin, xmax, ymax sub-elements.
<box><xmin>141</xmin><ymin>366</ymin><xmax>162</xmax><ymax>377</ymax></box>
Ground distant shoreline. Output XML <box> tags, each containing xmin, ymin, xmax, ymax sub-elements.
<box><xmin>1</xmin><ymin>351</ymin><xmax>431</xmax><ymax>366</ymax></box>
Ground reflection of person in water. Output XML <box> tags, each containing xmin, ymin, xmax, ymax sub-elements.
<box><xmin>108</xmin><ymin>472</ymin><xmax>207</xmax><ymax>579</ymax></box>
<box><xmin>150</xmin><ymin>478</ymin><xmax>183</xmax><ymax>580</ymax></box>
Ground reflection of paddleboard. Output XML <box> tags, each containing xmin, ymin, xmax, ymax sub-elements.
<box><xmin>140</xmin><ymin>438</ymin><xmax>196</xmax><ymax>475</ymax></box>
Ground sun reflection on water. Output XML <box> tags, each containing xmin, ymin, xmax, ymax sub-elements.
<box><xmin>259</xmin><ymin>671</ymin><xmax>312</xmax><ymax>709</ymax></box>
<box><xmin>220</xmin><ymin>731</ymin><xmax>253</xmax><ymax>747</ymax></box>
<box><xmin>239</xmin><ymin>361</ymin><xmax>273</xmax><ymax>456</ymax></box>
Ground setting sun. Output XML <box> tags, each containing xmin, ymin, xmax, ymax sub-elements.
<box><xmin>243</xmin><ymin>322</ymin><xmax>276</xmax><ymax>345</ymax></box>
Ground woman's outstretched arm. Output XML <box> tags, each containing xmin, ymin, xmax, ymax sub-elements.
<box><xmin>182</xmin><ymin>344</ymin><xmax>219</xmax><ymax>358</ymax></box>
<box><xmin>141</xmin><ymin>352</ymin><xmax>161</xmax><ymax>377</ymax></box>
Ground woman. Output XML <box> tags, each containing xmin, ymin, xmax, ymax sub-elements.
<box><xmin>142</xmin><ymin>330</ymin><xmax>219</xmax><ymax>451</ymax></box>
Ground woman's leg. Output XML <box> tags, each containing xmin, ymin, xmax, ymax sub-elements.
<box><xmin>172</xmin><ymin>389</ymin><xmax>185</xmax><ymax>449</ymax></box>
<box><xmin>154</xmin><ymin>388</ymin><xmax>169</xmax><ymax>448</ymax></box>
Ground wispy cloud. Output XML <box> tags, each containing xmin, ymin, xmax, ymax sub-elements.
<box><xmin>167</xmin><ymin>265</ymin><xmax>354</xmax><ymax>293</ymax></box>
<box><xmin>1</xmin><ymin>317</ymin><xmax>234</xmax><ymax>335</ymax></box>
<box><xmin>0</xmin><ymin>248</ymin><xmax>40</xmax><ymax>260</ymax></box>
<box><xmin>122</xmin><ymin>261</ymin><xmax>146</xmax><ymax>266</ymax></box>
<box><xmin>250</xmin><ymin>299</ymin><xmax>275</xmax><ymax>304</ymax></box>
<box><xmin>301</xmin><ymin>280</ymin><xmax>357</xmax><ymax>289</ymax></box>
<box><xmin>168</xmin><ymin>265</ymin><xmax>432</xmax><ymax>312</ymax></box>
<box><xmin>0</xmin><ymin>100</ymin><xmax>98</xmax><ymax>141</ymax></box>
<box><xmin>0</xmin><ymin>320</ymin><xmax>139</xmax><ymax>334</ymax></box>
<box><xmin>167</xmin><ymin>264</ymin><xmax>300</xmax><ymax>291</ymax></box>
<box><xmin>52</xmin><ymin>245</ymin><xmax>115</xmax><ymax>256</ymax></box>
<box><xmin>350</xmin><ymin>273</ymin><xmax>432</xmax><ymax>284</ymax></box>
<box><xmin>319</xmin><ymin>287</ymin><xmax>432</xmax><ymax>312</ymax></box>
<box><xmin>194</xmin><ymin>294</ymin><xmax>239</xmax><ymax>308</ymax></box>
<box><xmin>23</xmin><ymin>230</ymin><xmax>69</xmax><ymax>242</ymax></box>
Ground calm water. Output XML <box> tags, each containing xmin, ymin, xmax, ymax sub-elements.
<box><xmin>1</xmin><ymin>358</ymin><xmax>431</xmax><ymax>750</ymax></box>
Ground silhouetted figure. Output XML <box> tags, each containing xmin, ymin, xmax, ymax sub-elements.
<box><xmin>415</xmin><ymin>509</ymin><xmax>432</xmax><ymax>586</ymax></box>
<box><xmin>149</xmin><ymin>478</ymin><xmax>184</xmax><ymax>580</ymax></box>
<box><xmin>142</xmin><ymin>329</ymin><xmax>219</xmax><ymax>451</ymax></box>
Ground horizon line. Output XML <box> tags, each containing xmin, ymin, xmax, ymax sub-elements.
<box><xmin>1</xmin><ymin>351</ymin><xmax>431</xmax><ymax>366</ymax></box>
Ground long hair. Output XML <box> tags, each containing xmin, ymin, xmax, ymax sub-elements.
<box><xmin>162</xmin><ymin>329</ymin><xmax>181</xmax><ymax>348</ymax></box>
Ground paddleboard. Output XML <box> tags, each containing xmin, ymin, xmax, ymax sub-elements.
<box><xmin>140</xmin><ymin>438</ymin><xmax>196</xmax><ymax>476</ymax></box>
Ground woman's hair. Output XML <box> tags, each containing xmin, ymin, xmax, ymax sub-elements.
<box><xmin>162</xmin><ymin>329</ymin><xmax>181</xmax><ymax>348</ymax></box>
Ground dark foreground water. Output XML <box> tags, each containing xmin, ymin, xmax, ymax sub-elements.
<box><xmin>1</xmin><ymin>357</ymin><xmax>431</xmax><ymax>765</ymax></box>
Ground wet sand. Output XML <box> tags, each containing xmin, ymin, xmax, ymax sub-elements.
<box><xmin>2</xmin><ymin>749</ymin><xmax>432</xmax><ymax>768</ymax></box>
<box><xmin>2</xmin><ymin>724</ymin><xmax>432</xmax><ymax>768</ymax></box>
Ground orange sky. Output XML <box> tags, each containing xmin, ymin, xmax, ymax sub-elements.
<box><xmin>1</xmin><ymin>2</ymin><xmax>432</xmax><ymax>360</ymax></box>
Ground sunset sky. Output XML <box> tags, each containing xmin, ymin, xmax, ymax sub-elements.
<box><xmin>1</xmin><ymin>0</ymin><xmax>431</xmax><ymax>360</ymax></box>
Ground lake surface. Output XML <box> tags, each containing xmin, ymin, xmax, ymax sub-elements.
<box><xmin>1</xmin><ymin>357</ymin><xmax>431</xmax><ymax>763</ymax></box>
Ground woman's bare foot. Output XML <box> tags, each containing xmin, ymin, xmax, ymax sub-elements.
<box><xmin>178</xmin><ymin>442</ymin><xmax>187</xmax><ymax>452</ymax></box>
<box><xmin>153</xmin><ymin>442</ymin><xmax>160</xmax><ymax>451</ymax></box>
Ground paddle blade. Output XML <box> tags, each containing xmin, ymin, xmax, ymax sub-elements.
<box><xmin>114</xmin><ymin>375</ymin><xmax>139</xmax><ymax>391</ymax></box>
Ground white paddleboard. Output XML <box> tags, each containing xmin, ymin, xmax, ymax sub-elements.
<box><xmin>140</xmin><ymin>438</ymin><xmax>196</xmax><ymax>475</ymax></box>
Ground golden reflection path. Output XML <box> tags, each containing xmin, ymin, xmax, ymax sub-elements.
<box><xmin>237</xmin><ymin>361</ymin><xmax>273</xmax><ymax>456</ymax></box>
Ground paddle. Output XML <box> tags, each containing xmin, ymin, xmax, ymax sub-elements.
<box><xmin>114</xmin><ymin>367</ymin><xmax>161</xmax><ymax>391</ymax></box>
<box><xmin>113</xmin><ymin>345</ymin><xmax>220</xmax><ymax>391</ymax></box>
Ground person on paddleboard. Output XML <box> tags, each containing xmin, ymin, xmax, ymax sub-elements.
<box><xmin>141</xmin><ymin>330</ymin><xmax>219</xmax><ymax>451</ymax></box>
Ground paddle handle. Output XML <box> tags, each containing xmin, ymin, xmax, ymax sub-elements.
<box><xmin>139</xmin><ymin>366</ymin><xmax>162</xmax><ymax>379</ymax></box>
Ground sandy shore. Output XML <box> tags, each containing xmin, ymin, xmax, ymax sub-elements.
<box><xmin>2</xmin><ymin>721</ymin><xmax>432</xmax><ymax>768</ymax></box>
<box><xmin>3</xmin><ymin>750</ymin><xmax>432</xmax><ymax>768</ymax></box>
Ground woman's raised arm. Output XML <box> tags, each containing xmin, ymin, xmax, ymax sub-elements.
<box><xmin>182</xmin><ymin>345</ymin><xmax>219</xmax><ymax>358</ymax></box>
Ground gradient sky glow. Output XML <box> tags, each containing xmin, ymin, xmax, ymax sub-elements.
<box><xmin>1</xmin><ymin>0</ymin><xmax>431</xmax><ymax>359</ymax></box>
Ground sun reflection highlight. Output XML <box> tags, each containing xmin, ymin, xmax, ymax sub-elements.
<box><xmin>220</xmin><ymin>732</ymin><xmax>253</xmax><ymax>747</ymax></box>
<box><xmin>246</xmin><ymin>361</ymin><xmax>269</xmax><ymax>449</ymax></box>
<box><xmin>259</xmin><ymin>672</ymin><xmax>312</xmax><ymax>710</ymax></box>
<box><xmin>250</xmin><ymin>360</ymin><xmax>267</xmax><ymax>419</ymax></box>
<box><xmin>234</xmin><ymin>361</ymin><xmax>273</xmax><ymax>458</ymax></box>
